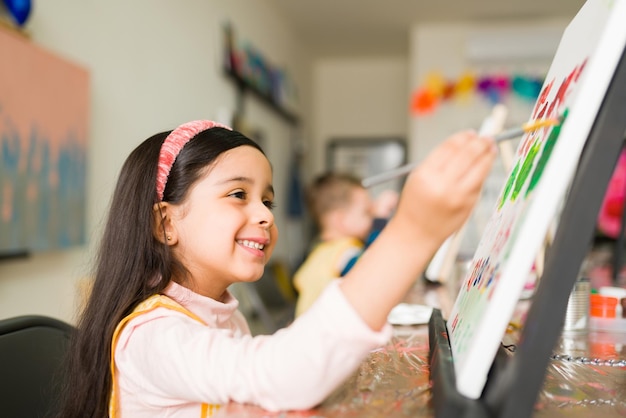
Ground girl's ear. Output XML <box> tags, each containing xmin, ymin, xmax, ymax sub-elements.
<box><xmin>152</xmin><ymin>202</ymin><xmax>178</xmax><ymax>245</ymax></box>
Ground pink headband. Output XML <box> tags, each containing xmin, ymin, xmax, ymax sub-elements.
<box><xmin>156</xmin><ymin>120</ymin><xmax>231</xmax><ymax>201</ymax></box>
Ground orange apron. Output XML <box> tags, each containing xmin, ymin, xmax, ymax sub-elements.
<box><xmin>109</xmin><ymin>294</ymin><xmax>220</xmax><ymax>417</ymax></box>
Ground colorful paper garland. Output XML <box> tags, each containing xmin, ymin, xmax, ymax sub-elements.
<box><xmin>411</xmin><ymin>71</ymin><xmax>544</xmax><ymax>116</ymax></box>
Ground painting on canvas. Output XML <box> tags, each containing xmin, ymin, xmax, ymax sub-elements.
<box><xmin>447</xmin><ymin>0</ymin><xmax>626</xmax><ymax>399</ymax></box>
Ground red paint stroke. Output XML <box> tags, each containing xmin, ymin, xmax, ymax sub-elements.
<box><xmin>532</xmin><ymin>79</ymin><xmax>554</xmax><ymax>120</ymax></box>
<box><xmin>450</xmin><ymin>314</ymin><xmax>459</xmax><ymax>332</ymax></box>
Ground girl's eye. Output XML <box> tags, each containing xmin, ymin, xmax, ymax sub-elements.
<box><xmin>264</xmin><ymin>200</ymin><xmax>276</xmax><ymax>210</ymax></box>
<box><xmin>229</xmin><ymin>190</ymin><xmax>247</xmax><ymax>200</ymax></box>
<box><xmin>229</xmin><ymin>191</ymin><xmax>274</xmax><ymax>210</ymax></box>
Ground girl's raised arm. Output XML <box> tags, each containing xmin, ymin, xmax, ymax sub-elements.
<box><xmin>340</xmin><ymin>131</ymin><xmax>497</xmax><ymax>330</ymax></box>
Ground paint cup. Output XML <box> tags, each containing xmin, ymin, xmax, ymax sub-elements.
<box><xmin>598</xmin><ymin>286</ymin><xmax>626</xmax><ymax>317</ymax></box>
<box><xmin>562</xmin><ymin>277</ymin><xmax>590</xmax><ymax>333</ymax></box>
<box><xmin>589</xmin><ymin>294</ymin><xmax>618</xmax><ymax>318</ymax></box>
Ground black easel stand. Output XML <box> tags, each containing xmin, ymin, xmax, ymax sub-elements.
<box><xmin>429</xmin><ymin>46</ymin><xmax>626</xmax><ymax>418</ymax></box>
<box><xmin>428</xmin><ymin>309</ymin><xmax>490</xmax><ymax>418</ymax></box>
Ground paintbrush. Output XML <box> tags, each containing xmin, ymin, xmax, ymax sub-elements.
<box><xmin>492</xmin><ymin>117</ymin><xmax>561</xmax><ymax>143</ymax></box>
<box><xmin>361</xmin><ymin>117</ymin><xmax>562</xmax><ymax>188</ymax></box>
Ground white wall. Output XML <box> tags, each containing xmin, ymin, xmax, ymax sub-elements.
<box><xmin>311</xmin><ymin>57</ymin><xmax>409</xmax><ymax>179</ymax></box>
<box><xmin>0</xmin><ymin>0</ymin><xmax>311</xmax><ymax>324</ymax></box>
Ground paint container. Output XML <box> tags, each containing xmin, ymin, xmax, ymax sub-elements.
<box><xmin>598</xmin><ymin>286</ymin><xmax>626</xmax><ymax>317</ymax></box>
<box><xmin>622</xmin><ymin>298</ymin><xmax>626</xmax><ymax>318</ymax></box>
<box><xmin>589</xmin><ymin>294</ymin><xmax>618</xmax><ymax>318</ymax></box>
<box><xmin>562</xmin><ymin>277</ymin><xmax>590</xmax><ymax>333</ymax></box>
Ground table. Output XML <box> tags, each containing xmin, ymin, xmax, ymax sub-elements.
<box><xmin>215</xmin><ymin>281</ymin><xmax>626</xmax><ymax>417</ymax></box>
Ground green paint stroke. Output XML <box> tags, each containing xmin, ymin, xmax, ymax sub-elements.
<box><xmin>499</xmin><ymin>160</ymin><xmax>520</xmax><ymax>209</ymax></box>
<box><xmin>512</xmin><ymin>140</ymin><xmax>541</xmax><ymax>201</ymax></box>
<box><xmin>525</xmin><ymin>109</ymin><xmax>568</xmax><ymax>197</ymax></box>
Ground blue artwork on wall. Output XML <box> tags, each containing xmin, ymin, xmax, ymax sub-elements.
<box><xmin>0</xmin><ymin>27</ymin><xmax>89</xmax><ymax>255</ymax></box>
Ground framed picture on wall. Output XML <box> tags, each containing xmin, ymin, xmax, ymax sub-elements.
<box><xmin>0</xmin><ymin>27</ymin><xmax>90</xmax><ymax>257</ymax></box>
<box><xmin>326</xmin><ymin>137</ymin><xmax>407</xmax><ymax>197</ymax></box>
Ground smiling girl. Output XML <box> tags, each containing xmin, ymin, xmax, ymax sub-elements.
<box><xmin>56</xmin><ymin>120</ymin><xmax>496</xmax><ymax>417</ymax></box>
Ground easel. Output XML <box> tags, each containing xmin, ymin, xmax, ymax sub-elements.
<box><xmin>428</xmin><ymin>43</ymin><xmax>626</xmax><ymax>418</ymax></box>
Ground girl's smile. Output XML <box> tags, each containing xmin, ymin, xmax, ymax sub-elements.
<box><xmin>236</xmin><ymin>238</ymin><xmax>270</xmax><ymax>256</ymax></box>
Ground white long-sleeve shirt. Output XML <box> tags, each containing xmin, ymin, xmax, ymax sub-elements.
<box><xmin>113</xmin><ymin>280</ymin><xmax>392</xmax><ymax>417</ymax></box>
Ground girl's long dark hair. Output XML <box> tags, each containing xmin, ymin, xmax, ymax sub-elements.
<box><xmin>55</xmin><ymin>127</ymin><xmax>263</xmax><ymax>417</ymax></box>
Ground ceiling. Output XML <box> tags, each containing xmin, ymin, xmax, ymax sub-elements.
<box><xmin>268</xmin><ymin>0</ymin><xmax>587</xmax><ymax>57</ymax></box>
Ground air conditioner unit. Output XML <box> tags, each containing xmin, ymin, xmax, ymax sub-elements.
<box><xmin>466</xmin><ymin>25</ymin><xmax>565</xmax><ymax>62</ymax></box>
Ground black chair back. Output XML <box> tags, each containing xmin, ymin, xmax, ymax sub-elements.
<box><xmin>0</xmin><ymin>315</ymin><xmax>74</xmax><ymax>418</ymax></box>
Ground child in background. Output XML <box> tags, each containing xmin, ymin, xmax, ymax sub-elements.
<box><xmin>56</xmin><ymin>120</ymin><xmax>495</xmax><ymax>417</ymax></box>
<box><xmin>293</xmin><ymin>173</ymin><xmax>398</xmax><ymax>317</ymax></box>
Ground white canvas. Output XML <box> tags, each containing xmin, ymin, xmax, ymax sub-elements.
<box><xmin>447</xmin><ymin>0</ymin><xmax>626</xmax><ymax>399</ymax></box>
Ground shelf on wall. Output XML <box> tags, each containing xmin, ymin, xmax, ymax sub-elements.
<box><xmin>224</xmin><ymin>67</ymin><xmax>299</xmax><ymax>126</ymax></box>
